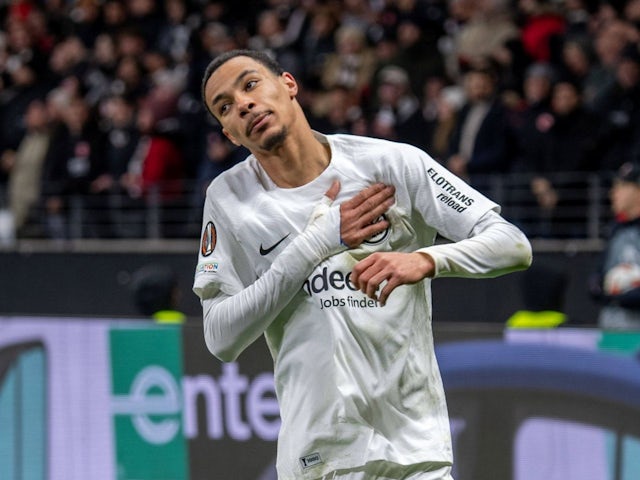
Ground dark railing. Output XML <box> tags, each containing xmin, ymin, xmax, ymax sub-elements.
<box><xmin>470</xmin><ymin>171</ymin><xmax>613</xmax><ymax>241</ymax></box>
<box><xmin>0</xmin><ymin>172</ymin><xmax>614</xmax><ymax>248</ymax></box>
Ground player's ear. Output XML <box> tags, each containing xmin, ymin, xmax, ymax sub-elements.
<box><xmin>222</xmin><ymin>128</ymin><xmax>240</xmax><ymax>146</ymax></box>
<box><xmin>281</xmin><ymin>72</ymin><xmax>298</xmax><ymax>99</ymax></box>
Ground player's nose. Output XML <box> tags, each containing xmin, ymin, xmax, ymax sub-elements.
<box><xmin>237</xmin><ymin>93</ymin><xmax>255</xmax><ymax>116</ymax></box>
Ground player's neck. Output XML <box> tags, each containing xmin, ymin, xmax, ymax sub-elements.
<box><xmin>257</xmin><ymin>128</ymin><xmax>331</xmax><ymax>188</ymax></box>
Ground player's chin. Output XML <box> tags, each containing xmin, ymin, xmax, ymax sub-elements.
<box><xmin>260</xmin><ymin>126</ymin><xmax>288</xmax><ymax>151</ymax></box>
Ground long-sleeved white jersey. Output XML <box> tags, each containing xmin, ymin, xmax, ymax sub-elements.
<box><xmin>193</xmin><ymin>133</ymin><xmax>532</xmax><ymax>479</ymax></box>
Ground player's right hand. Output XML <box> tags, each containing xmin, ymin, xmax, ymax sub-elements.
<box><xmin>339</xmin><ymin>183</ymin><xmax>396</xmax><ymax>248</ymax></box>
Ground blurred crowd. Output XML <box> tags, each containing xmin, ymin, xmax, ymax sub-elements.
<box><xmin>0</xmin><ymin>0</ymin><xmax>639</xmax><ymax>240</ymax></box>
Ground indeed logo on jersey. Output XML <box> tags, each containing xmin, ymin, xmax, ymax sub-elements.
<box><xmin>303</xmin><ymin>266</ymin><xmax>357</xmax><ymax>296</ymax></box>
<box><xmin>427</xmin><ymin>167</ymin><xmax>475</xmax><ymax>213</ymax></box>
<box><xmin>302</xmin><ymin>266</ymin><xmax>381</xmax><ymax>310</ymax></box>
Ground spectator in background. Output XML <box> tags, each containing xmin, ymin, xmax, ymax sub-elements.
<box><xmin>589</xmin><ymin>161</ymin><xmax>640</xmax><ymax>330</ymax></box>
<box><xmin>368</xmin><ymin>29</ymin><xmax>399</xmax><ymax>78</ymax></box>
<box><xmin>508</xmin><ymin>62</ymin><xmax>555</xmax><ymax>232</ymax></box>
<box><xmin>320</xmin><ymin>23</ymin><xmax>377</xmax><ymax>99</ymax></box>
<box><xmin>47</xmin><ymin>35</ymin><xmax>89</xmax><ymax>86</ymax></box>
<box><xmin>517</xmin><ymin>0</ymin><xmax>566</xmax><ymax>64</ymax></box>
<box><xmin>490</xmin><ymin>34</ymin><xmax>530</xmax><ymax>106</ymax></box>
<box><xmin>295</xmin><ymin>4</ymin><xmax>338</xmax><ymax>90</ymax></box>
<box><xmin>93</xmin><ymin>94</ymin><xmax>141</xmax><ymax>237</ymax></box>
<box><xmin>155</xmin><ymin>0</ymin><xmax>195</xmax><ymax>66</ymax></box>
<box><xmin>391</xmin><ymin>0</ymin><xmax>448</xmax><ymax>41</ymax></box>
<box><xmin>248</xmin><ymin>8</ymin><xmax>301</xmax><ymax>77</ymax></box>
<box><xmin>338</xmin><ymin>0</ymin><xmax>377</xmax><ymax>31</ymax></box>
<box><xmin>21</xmin><ymin>8</ymin><xmax>56</xmax><ymax>57</ymax></box>
<box><xmin>68</xmin><ymin>0</ymin><xmax>102</xmax><ymax>48</ymax></box>
<box><xmin>555</xmin><ymin>35</ymin><xmax>599</xmax><ymax>104</ymax></box>
<box><xmin>453</xmin><ymin>0</ymin><xmax>519</xmax><ymax>76</ymax></box>
<box><xmin>561</xmin><ymin>0</ymin><xmax>593</xmax><ymax>35</ymax></box>
<box><xmin>41</xmin><ymin>94</ymin><xmax>106</xmax><ymax>238</ymax></box>
<box><xmin>591</xmin><ymin>17</ymin><xmax>639</xmax><ymax>100</ymax></box>
<box><xmin>591</xmin><ymin>43</ymin><xmax>640</xmax><ymax>172</ymax></box>
<box><xmin>131</xmin><ymin>263</ymin><xmax>186</xmax><ymax>323</ymax></box>
<box><xmin>115</xmin><ymin>25</ymin><xmax>148</xmax><ymax>59</ymax></box>
<box><xmin>440</xmin><ymin>0</ymin><xmax>477</xmax><ymax>81</ymax></box>
<box><xmin>102</xmin><ymin>0</ymin><xmax>129</xmax><ymax>36</ymax></box>
<box><xmin>389</xmin><ymin>73</ymin><xmax>447</xmax><ymax>153</ymax></box>
<box><xmin>0</xmin><ymin>59</ymin><xmax>50</xmax><ymax>162</ymax></box>
<box><xmin>197</xmin><ymin>20</ymin><xmax>237</xmax><ymax>59</ymax></box>
<box><xmin>388</xmin><ymin>16</ymin><xmax>446</xmax><ymax>98</ymax></box>
<box><xmin>426</xmin><ymin>84</ymin><xmax>466</xmax><ymax>162</ymax></box>
<box><xmin>197</xmin><ymin>0</ymin><xmax>241</xmax><ymax>28</ymax></box>
<box><xmin>0</xmin><ymin>60</ymin><xmax>38</xmax><ymax>200</ymax></box>
<box><xmin>189</xmin><ymin>21</ymin><xmax>239</xmax><ymax>97</ymax></box>
<box><xmin>142</xmin><ymin>49</ymin><xmax>188</xmax><ymax>95</ymax></box>
<box><xmin>510</xmin><ymin>62</ymin><xmax>555</xmax><ymax>171</ymax></box>
<box><xmin>308</xmin><ymin>83</ymin><xmax>364</xmax><ymax>135</ymax></box>
<box><xmin>109</xmin><ymin>54</ymin><xmax>149</xmax><ymax>101</ymax></box>
<box><xmin>368</xmin><ymin>65</ymin><xmax>420</xmax><ymax>142</ymax></box>
<box><xmin>397</xmin><ymin>75</ymin><xmax>465</xmax><ymax>160</ymax></box>
<box><xmin>446</xmin><ymin>64</ymin><xmax>512</xmax><ymax>188</ymax></box>
<box><xmin>123</xmin><ymin>85</ymin><xmax>185</xmax><ymax>237</ymax></box>
<box><xmin>127</xmin><ymin>0</ymin><xmax>164</xmax><ymax>50</ymax></box>
<box><xmin>536</xmin><ymin>76</ymin><xmax>601</xmax><ymax>169</ymax></box>
<box><xmin>195</xmin><ymin>129</ymin><xmax>247</xmax><ymax>188</ymax></box>
<box><xmin>625</xmin><ymin>0</ymin><xmax>640</xmax><ymax>23</ymax></box>
<box><xmin>2</xmin><ymin>11</ymin><xmax>51</xmax><ymax>79</ymax></box>
<box><xmin>6</xmin><ymin>98</ymin><xmax>52</xmax><ymax>237</ymax></box>
<box><xmin>517</xmin><ymin>77</ymin><xmax>601</xmax><ymax>237</ymax></box>
<box><xmin>83</xmin><ymin>33</ymin><xmax>119</xmax><ymax>106</ymax></box>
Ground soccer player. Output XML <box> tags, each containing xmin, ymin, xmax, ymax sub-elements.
<box><xmin>193</xmin><ymin>50</ymin><xmax>532</xmax><ymax>480</ymax></box>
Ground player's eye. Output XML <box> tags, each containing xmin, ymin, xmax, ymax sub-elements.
<box><xmin>219</xmin><ymin>103</ymin><xmax>230</xmax><ymax>115</ymax></box>
<box><xmin>246</xmin><ymin>80</ymin><xmax>257</xmax><ymax>90</ymax></box>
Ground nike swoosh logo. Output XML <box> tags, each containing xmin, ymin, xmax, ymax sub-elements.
<box><xmin>259</xmin><ymin>233</ymin><xmax>290</xmax><ymax>256</ymax></box>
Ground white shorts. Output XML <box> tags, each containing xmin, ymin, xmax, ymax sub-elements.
<box><xmin>317</xmin><ymin>461</ymin><xmax>454</xmax><ymax>480</ymax></box>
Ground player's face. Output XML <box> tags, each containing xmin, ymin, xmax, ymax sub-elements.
<box><xmin>204</xmin><ymin>56</ymin><xmax>299</xmax><ymax>152</ymax></box>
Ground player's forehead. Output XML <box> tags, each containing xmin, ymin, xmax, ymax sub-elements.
<box><xmin>205</xmin><ymin>56</ymin><xmax>274</xmax><ymax>110</ymax></box>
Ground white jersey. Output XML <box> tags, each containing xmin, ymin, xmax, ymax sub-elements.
<box><xmin>194</xmin><ymin>133</ymin><xmax>504</xmax><ymax>479</ymax></box>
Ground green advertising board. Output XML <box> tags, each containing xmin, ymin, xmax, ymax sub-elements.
<box><xmin>110</xmin><ymin>327</ymin><xmax>189</xmax><ymax>480</ymax></box>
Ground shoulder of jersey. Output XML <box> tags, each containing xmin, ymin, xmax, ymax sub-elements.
<box><xmin>205</xmin><ymin>157</ymin><xmax>256</xmax><ymax>194</ymax></box>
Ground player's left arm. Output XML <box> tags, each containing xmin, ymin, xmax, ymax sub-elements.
<box><xmin>351</xmin><ymin>208</ymin><xmax>532</xmax><ymax>306</ymax></box>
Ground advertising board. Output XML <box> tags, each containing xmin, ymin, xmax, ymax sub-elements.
<box><xmin>1</xmin><ymin>318</ymin><xmax>640</xmax><ymax>480</ymax></box>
